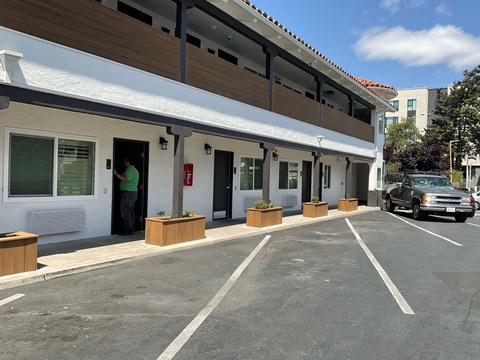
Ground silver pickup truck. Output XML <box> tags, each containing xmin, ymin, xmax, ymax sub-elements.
<box><xmin>384</xmin><ymin>174</ymin><xmax>475</xmax><ymax>222</ymax></box>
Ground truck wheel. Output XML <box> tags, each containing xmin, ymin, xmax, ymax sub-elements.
<box><xmin>455</xmin><ymin>214</ymin><xmax>468</xmax><ymax>223</ymax></box>
<box><xmin>412</xmin><ymin>201</ymin><xmax>425</xmax><ymax>220</ymax></box>
<box><xmin>386</xmin><ymin>196</ymin><xmax>395</xmax><ymax>213</ymax></box>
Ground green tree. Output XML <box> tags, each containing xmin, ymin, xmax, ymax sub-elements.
<box><xmin>384</xmin><ymin>117</ymin><xmax>421</xmax><ymax>153</ymax></box>
<box><xmin>433</xmin><ymin>65</ymin><xmax>480</xmax><ymax>169</ymax></box>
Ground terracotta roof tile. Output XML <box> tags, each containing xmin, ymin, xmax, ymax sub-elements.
<box><xmin>354</xmin><ymin>77</ymin><xmax>396</xmax><ymax>91</ymax></box>
<box><xmin>240</xmin><ymin>0</ymin><xmax>396</xmax><ymax>100</ymax></box>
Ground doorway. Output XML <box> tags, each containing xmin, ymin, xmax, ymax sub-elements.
<box><xmin>213</xmin><ymin>150</ymin><xmax>233</xmax><ymax>220</ymax></box>
<box><xmin>302</xmin><ymin>161</ymin><xmax>312</xmax><ymax>204</ymax></box>
<box><xmin>111</xmin><ymin>138</ymin><xmax>149</xmax><ymax>235</ymax></box>
<box><xmin>356</xmin><ymin>163</ymin><xmax>370</xmax><ymax>204</ymax></box>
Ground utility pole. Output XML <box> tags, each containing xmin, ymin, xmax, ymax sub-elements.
<box><xmin>449</xmin><ymin>140</ymin><xmax>459</xmax><ymax>183</ymax></box>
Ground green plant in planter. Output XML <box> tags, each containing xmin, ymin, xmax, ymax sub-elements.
<box><xmin>184</xmin><ymin>210</ymin><xmax>195</xmax><ymax>217</ymax></box>
<box><xmin>169</xmin><ymin>214</ymin><xmax>178</xmax><ymax>219</ymax></box>
<box><xmin>311</xmin><ymin>196</ymin><xmax>320</xmax><ymax>203</ymax></box>
<box><xmin>254</xmin><ymin>200</ymin><xmax>275</xmax><ymax>209</ymax></box>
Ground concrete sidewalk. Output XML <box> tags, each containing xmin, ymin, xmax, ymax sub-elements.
<box><xmin>0</xmin><ymin>206</ymin><xmax>378</xmax><ymax>290</ymax></box>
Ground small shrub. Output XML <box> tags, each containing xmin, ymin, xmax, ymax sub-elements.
<box><xmin>311</xmin><ymin>196</ymin><xmax>320</xmax><ymax>203</ymax></box>
<box><xmin>254</xmin><ymin>200</ymin><xmax>275</xmax><ymax>209</ymax></box>
<box><xmin>184</xmin><ymin>210</ymin><xmax>195</xmax><ymax>217</ymax></box>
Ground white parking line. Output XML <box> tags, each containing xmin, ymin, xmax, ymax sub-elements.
<box><xmin>346</xmin><ymin>219</ymin><xmax>414</xmax><ymax>315</ymax></box>
<box><xmin>157</xmin><ymin>235</ymin><xmax>272</xmax><ymax>360</ymax></box>
<box><xmin>0</xmin><ymin>293</ymin><xmax>25</xmax><ymax>307</ymax></box>
<box><xmin>386</xmin><ymin>213</ymin><xmax>463</xmax><ymax>247</ymax></box>
<box><xmin>467</xmin><ymin>223</ymin><xmax>480</xmax><ymax>228</ymax></box>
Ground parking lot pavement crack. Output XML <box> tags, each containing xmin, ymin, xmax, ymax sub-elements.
<box><xmin>461</xmin><ymin>287</ymin><xmax>480</xmax><ymax>328</ymax></box>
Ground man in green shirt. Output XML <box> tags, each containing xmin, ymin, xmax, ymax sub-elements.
<box><xmin>114</xmin><ymin>157</ymin><xmax>139</xmax><ymax>235</ymax></box>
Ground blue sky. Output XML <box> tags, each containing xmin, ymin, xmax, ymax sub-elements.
<box><xmin>248</xmin><ymin>0</ymin><xmax>480</xmax><ymax>89</ymax></box>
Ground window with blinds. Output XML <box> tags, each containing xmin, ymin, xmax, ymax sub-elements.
<box><xmin>57</xmin><ymin>139</ymin><xmax>95</xmax><ymax>196</ymax></box>
<box><xmin>7</xmin><ymin>132</ymin><xmax>96</xmax><ymax>198</ymax></box>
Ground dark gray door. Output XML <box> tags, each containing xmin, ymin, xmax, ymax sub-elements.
<box><xmin>213</xmin><ymin>150</ymin><xmax>233</xmax><ymax>220</ymax></box>
<box><xmin>302</xmin><ymin>161</ymin><xmax>312</xmax><ymax>203</ymax></box>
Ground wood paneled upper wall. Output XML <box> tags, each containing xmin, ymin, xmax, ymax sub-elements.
<box><xmin>352</xmin><ymin>118</ymin><xmax>375</xmax><ymax>143</ymax></box>
<box><xmin>186</xmin><ymin>44</ymin><xmax>269</xmax><ymax>110</ymax></box>
<box><xmin>272</xmin><ymin>84</ymin><xmax>320</xmax><ymax>126</ymax></box>
<box><xmin>322</xmin><ymin>106</ymin><xmax>353</xmax><ymax>136</ymax></box>
<box><xmin>0</xmin><ymin>0</ymin><xmax>375</xmax><ymax>143</ymax></box>
<box><xmin>0</xmin><ymin>0</ymin><xmax>181</xmax><ymax>81</ymax></box>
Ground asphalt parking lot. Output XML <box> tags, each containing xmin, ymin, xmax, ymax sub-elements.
<box><xmin>1</xmin><ymin>210</ymin><xmax>480</xmax><ymax>360</ymax></box>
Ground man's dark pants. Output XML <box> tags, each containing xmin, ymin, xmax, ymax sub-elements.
<box><xmin>120</xmin><ymin>191</ymin><xmax>137</xmax><ymax>234</ymax></box>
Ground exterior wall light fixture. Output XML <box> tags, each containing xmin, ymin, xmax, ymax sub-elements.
<box><xmin>204</xmin><ymin>143</ymin><xmax>212</xmax><ymax>155</ymax></box>
<box><xmin>272</xmin><ymin>151</ymin><xmax>279</xmax><ymax>161</ymax></box>
<box><xmin>159</xmin><ymin>137</ymin><xmax>168</xmax><ymax>150</ymax></box>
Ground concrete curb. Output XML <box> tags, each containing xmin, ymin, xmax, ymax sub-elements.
<box><xmin>0</xmin><ymin>207</ymin><xmax>379</xmax><ymax>290</ymax></box>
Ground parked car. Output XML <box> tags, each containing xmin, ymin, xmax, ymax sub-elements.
<box><xmin>472</xmin><ymin>191</ymin><xmax>480</xmax><ymax>210</ymax></box>
<box><xmin>456</xmin><ymin>187</ymin><xmax>476</xmax><ymax>217</ymax></box>
<box><xmin>384</xmin><ymin>173</ymin><xmax>475</xmax><ymax>222</ymax></box>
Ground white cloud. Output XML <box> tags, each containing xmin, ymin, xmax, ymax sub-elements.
<box><xmin>380</xmin><ymin>0</ymin><xmax>429</xmax><ymax>13</ymax></box>
<box><xmin>380</xmin><ymin>0</ymin><xmax>402</xmax><ymax>14</ymax></box>
<box><xmin>407</xmin><ymin>0</ymin><xmax>429</xmax><ymax>8</ymax></box>
<box><xmin>354</xmin><ymin>25</ymin><xmax>480</xmax><ymax>71</ymax></box>
<box><xmin>380</xmin><ymin>0</ymin><xmax>402</xmax><ymax>13</ymax></box>
<box><xmin>435</xmin><ymin>3</ymin><xmax>452</xmax><ymax>16</ymax></box>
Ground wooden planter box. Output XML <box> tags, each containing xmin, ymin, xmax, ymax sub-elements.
<box><xmin>246</xmin><ymin>207</ymin><xmax>283</xmax><ymax>228</ymax></box>
<box><xmin>303</xmin><ymin>202</ymin><xmax>328</xmax><ymax>218</ymax></box>
<box><xmin>338</xmin><ymin>198</ymin><xmax>358</xmax><ymax>212</ymax></box>
<box><xmin>0</xmin><ymin>232</ymin><xmax>38</xmax><ymax>276</ymax></box>
<box><xmin>145</xmin><ymin>215</ymin><xmax>206</xmax><ymax>247</ymax></box>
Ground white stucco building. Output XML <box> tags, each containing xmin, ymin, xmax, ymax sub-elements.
<box><xmin>0</xmin><ymin>0</ymin><xmax>396</xmax><ymax>245</ymax></box>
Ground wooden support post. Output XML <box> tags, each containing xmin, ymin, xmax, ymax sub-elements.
<box><xmin>264</xmin><ymin>48</ymin><xmax>275</xmax><ymax>111</ymax></box>
<box><xmin>261</xmin><ymin>143</ymin><xmax>275</xmax><ymax>202</ymax></box>
<box><xmin>312</xmin><ymin>151</ymin><xmax>321</xmax><ymax>198</ymax></box>
<box><xmin>316</xmin><ymin>78</ymin><xmax>323</xmax><ymax>127</ymax></box>
<box><xmin>345</xmin><ymin>157</ymin><xmax>352</xmax><ymax>199</ymax></box>
<box><xmin>167</xmin><ymin>125</ymin><xmax>192</xmax><ymax>217</ymax></box>
<box><xmin>176</xmin><ymin>0</ymin><xmax>195</xmax><ymax>83</ymax></box>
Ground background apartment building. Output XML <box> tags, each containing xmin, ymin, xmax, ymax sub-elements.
<box><xmin>385</xmin><ymin>87</ymin><xmax>480</xmax><ymax>190</ymax></box>
<box><xmin>385</xmin><ymin>87</ymin><xmax>447</xmax><ymax>133</ymax></box>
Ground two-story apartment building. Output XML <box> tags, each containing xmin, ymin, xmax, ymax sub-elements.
<box><xmin>0</xmin><ymin>0</ymin><xmax>396</xmax><ymax>244</ymax></box>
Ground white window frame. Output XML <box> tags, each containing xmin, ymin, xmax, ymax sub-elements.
<box><xmin>378</xmin><ymin>114</ymin><xmax>385</xmax><ymax>135</ymax></box>
<box><xmin>407</xmin><ymin>98</ymin><xmax>417</xmax><ymax>111</ymax></box>
<box><xmin>3</xmin><ymin>127</ymin><xmax>100</xmax><ymax>203</ymax></box>
<box><xmin>278</xmin><ymin>160</ymin><xmax>299</xmax><ymax>191</ymax></box>
<box><xmin>239</xmin><ymin>155</ymin><xmax>263</xmax><ymax>192</ymax></box>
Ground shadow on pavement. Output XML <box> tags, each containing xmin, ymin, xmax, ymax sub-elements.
<box><xmin>38</xmin><ymin>231</ymin><xmax>146</xmax><ymax>257</ymax></box>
